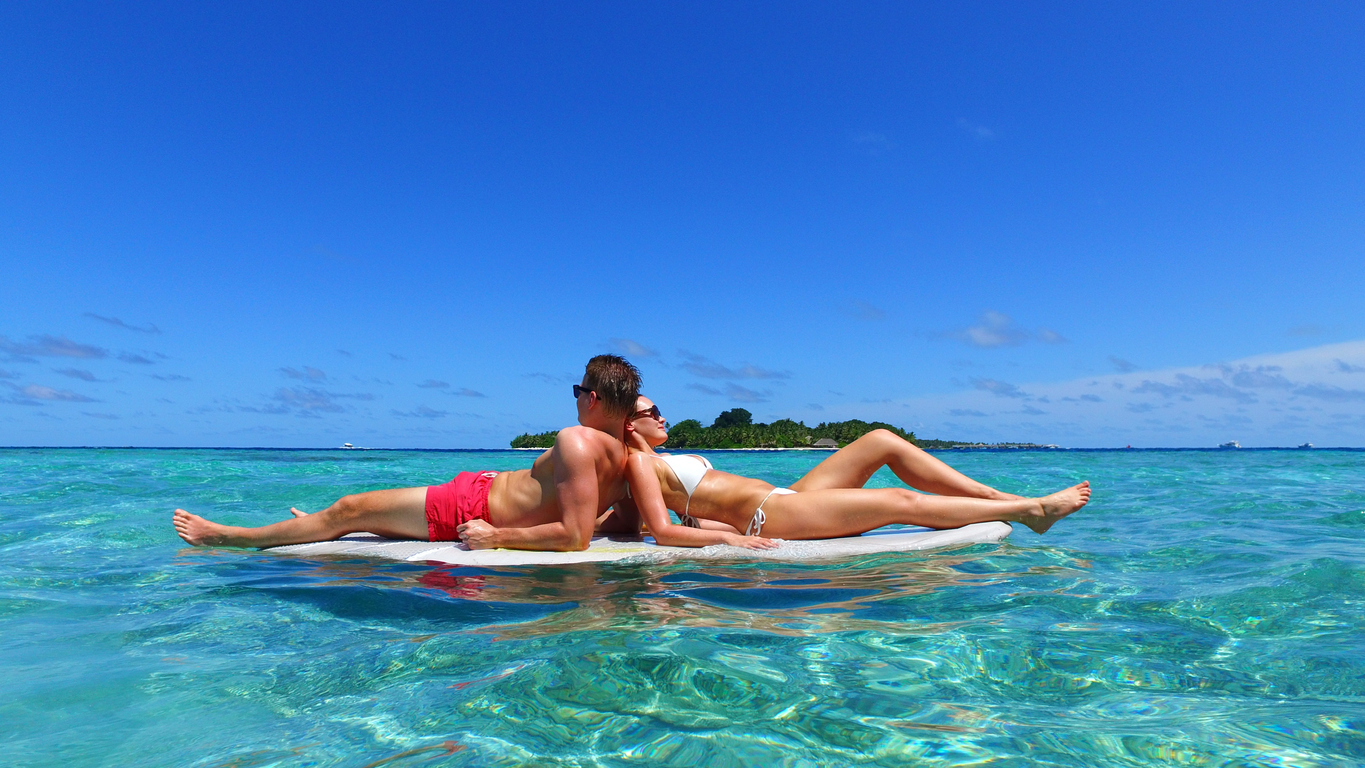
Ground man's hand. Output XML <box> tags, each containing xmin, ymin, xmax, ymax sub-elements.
<box><xmin>457</xmin><ymin>519</ymin><xmax>500</xmax><ymax>550</ymax></box>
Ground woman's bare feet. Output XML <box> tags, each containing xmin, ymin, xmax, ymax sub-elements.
<box><xmin>289</xmin><ymin>507</ymin><xmax>310</xmax><ymax>518</ymax></box>
<box><xmin>1020</xmin><ymin>481</ymin><xmax>1091</xmax><ymax>534</ymax></box>
<box><xmin>172</xmin><ymin>508</ymin><xmax>239</xmax><ymax>546</ymax></box>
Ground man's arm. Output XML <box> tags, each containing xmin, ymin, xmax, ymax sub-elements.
<box><xmin>596</xmin><ymin>496</ymin><xmax>641</xmax><ymax>535</ymax></box>
<box><xmin>458</xmin><ymin>429</ymin><xmax>602</xmax><ymax>551</ymax></box>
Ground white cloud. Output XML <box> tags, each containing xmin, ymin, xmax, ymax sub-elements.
<box><xmin>393</xmin><ymin>405</ymin><xmax>447</xmax><ymax>419</ymax></box>
<box><xmin>1132</xmin><ymin>375</ymin><xmax>1257</xmax><ymax>403</ymax></box>
<box><xmin>4</xmin><ymin>382</ymin><xmax>97</xmax><ymax>403</ymax></box>
<box><xmin>1037</xmin><ymin>328</ymin><xmax>1068</xmax><ymax>344</ymax></box>
<box><xmin>54</xmin><ymin>368</ymin><xmax>99</xmax><ymax>382</ymax></box>
<box><xmin>243</xmin><ymin>387</ymin><xmax>375</xmax><ymax>417</ymax></box>
<box><xmin>84</xmin><ymin>313</ymin><xmax>160</xmax><ymax>334</ymax></box>
<box><xmin>0</xmin><ymin>334</ymin><xmax>108</xmax><ymax>360</ymax></box>
<box><xmin>973</xmin><ymin>378</ymin><xmax>1027</xmax><ymax>398</ymax></box>
<box><xmin>947</xmin><ymin>312</ymin><xmax>1029</xmax><ymax>348</ymax></box>
<box><xmin>877</xmin><ymin>340</ymin><xmax>1365</xmax><ymax>447</ymax></box>
<box><xmin>841</xmin><ymin>300</ymin><xmax>886</xmax><ymax>321</ymax></box>
<box><xmin>1109</xmin><ymin>356</ymin><xmax>1138</xmax><ymax>373</ymax></box>
<box><xmin>957</xmin><ymin>118</ymin><xmax>996</xmax><ymax>140</ymax></box>
<box><xmin>679</xmin><ymin>352</ymin><xmax>790</xmax><ymax>380</ymax></box>
<box><xmin>685</xmin><ymin>381</ymin><xmax>771</xmax><ymax>402</ymax></box>
<box><xmin>608</xmin><ymin>338</ymin><xmax>658</xmax><ymax>358</ymax></box>
<box><xmin>281</xmin><ymin>366</ymin><xmax>327</xmax><ymax>381</ymax></box>
<box><xmin>724</xmin><ymin>383</ymin><xmax>770</xmax><ymax>403</ymax></box>
<box><xmin>943</xmin><ymin>312</ymin><xmax>1069</xmax><ymax>349</ymax></box>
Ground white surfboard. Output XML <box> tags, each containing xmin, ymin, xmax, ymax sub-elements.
<box><xmin>266</xmin><ymin>522</ymin><xmax>1011</xmax><ymax>565</ymax></box>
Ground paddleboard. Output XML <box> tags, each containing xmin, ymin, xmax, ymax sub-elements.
<box><xmin>266</xmin><ymin>521</ymin><xmax>1011</xmax><ymax>565</ymax></box>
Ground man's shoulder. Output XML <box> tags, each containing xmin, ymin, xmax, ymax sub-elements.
<box><xmin>553</xmin><ymin>425</ymin><xmax>619</xmax><ymax>454</ymax></box>
<box><xmin>554</xmin><ymin>424</ymin><xmax>595</xmax><ymax>445</ymax></box>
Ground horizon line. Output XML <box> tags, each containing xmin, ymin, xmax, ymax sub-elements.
<box><xmin>0</xmin><ymin>445</ymin><xmax>1359</xmax><ymax>452</ymax></box>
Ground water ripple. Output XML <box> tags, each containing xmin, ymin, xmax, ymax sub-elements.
<box><xmin>2</xmin><ymin>448</ymin><xmax>1364</xmax><ymax>766</ymax></box>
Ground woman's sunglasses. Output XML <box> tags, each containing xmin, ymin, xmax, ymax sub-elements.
<box><xmin>631</xmin><ymin>404</ymin><xmax>663</xmax><ymax>422</ymax></box>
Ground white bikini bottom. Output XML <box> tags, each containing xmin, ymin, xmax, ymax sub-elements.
<box><xmin>746</xmin><ymin>487</ymin><xmax>797</xmax><ymax>536</ymax></box>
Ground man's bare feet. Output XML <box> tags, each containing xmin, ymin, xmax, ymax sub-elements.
<box><xmin>1021</xmin><ymin>481</ymin><xmax>1091</xmax><ymax>534</ymax></box>
<box><xmin>172</xmin><ymin>508</ymin><xmax>237</xmax><ymax>546</ymax></box>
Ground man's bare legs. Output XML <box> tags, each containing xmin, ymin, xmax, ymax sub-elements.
<box><xmin>790</xmin><ymin>429</ymin><xmax>1022</xmax><ymax>499</ymax></box>
<box><xmin>172</xmin><ymin>487</ymin><xmax>429</xmax><ymax>548</ymax></box>
<box><xmin>761</xmin><ymin>481</ymin><xmax>1090</xmax><ymax>540</ymax></box>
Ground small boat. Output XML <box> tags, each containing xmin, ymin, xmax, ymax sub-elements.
<box><xmin>341</xmin><ymin>443</ymin><xmax>356</xmax><ymax>450</ymax></box>
<box><xmin>1298</xmin><ymin>443</ymin><xmax>1313</xmax><ymax>449</ymax></box>
<box><xmin>1218</xmin><ymin>441</ymin><xmax>1241</xmax><ymax>449</ymax></box>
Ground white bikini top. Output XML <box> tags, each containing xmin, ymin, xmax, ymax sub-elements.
<box><xmin>660</xmin><ymin>454</ymin><xmax>712</xmax><ymax>497</ymax></box>
<box><xmin>659</xmin><ymin>453</ymin><xmax>712</xmax><ymax>527</ymax></box>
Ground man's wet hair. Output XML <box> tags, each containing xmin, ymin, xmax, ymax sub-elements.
<box><xmin>583</xmin><ymin>354</ymin><xmax>642</xmax><ymax>417</ymax></box>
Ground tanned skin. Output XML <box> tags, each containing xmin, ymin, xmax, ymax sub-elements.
<box><xmin>621</xmin><ymin>395</ymin><xmax>1090</xmax><ymax>547</ymax></box>
<box><xmin>172</xmin><ymin>375</ymin><xmax>630</xmax><ymax>552</ymax></box>
<box><xmin>455</xmin><ymin>380</ymin><xmax>629</xmax><ymax>551</ymax></box>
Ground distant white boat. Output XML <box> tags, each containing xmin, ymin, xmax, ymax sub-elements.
<box><xmin>1298</xmin><ymin>443</ymin><xmax>1313</xmax><ymax>449</ymax></box>
<box><xmin>341</xmin><ymin>443</ymin><xmax>356</xmax><ymax>450</ymax></box>
<box><xmin>1219</xmin><ymin>441</ymin><xmax>1241</xmax><ymax>449</ymax></box>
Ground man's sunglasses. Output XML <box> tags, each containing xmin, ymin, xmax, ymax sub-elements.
<box><xmin>631</xmin><ymin>404</ymin><xmax>663</xmax><ymax>422</ymax></box>
<box><xmin>572</xmin><ymin>384</ymin><xmax>595</xmax><ymax>399</ymax></box>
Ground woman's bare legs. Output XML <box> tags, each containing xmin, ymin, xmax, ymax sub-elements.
<box><xmin>790</xmin><ymin>429</ymin><xmax>1021</xmax><ymax>499</ymax></box>
<box><xmin>172</xmin><ymin>487</ymin><xmax>429</xmax><ymax>548</ymax></box>
<box><xmin>759</xmin><ymin>482</ymin><xmax>1089</xmax><ymax>539</ymax></box>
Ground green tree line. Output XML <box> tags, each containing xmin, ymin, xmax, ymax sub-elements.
<box><xmin>512</xmin><ymin>408</ymin><xmax>945</xmax><ymax>449</ymax></box>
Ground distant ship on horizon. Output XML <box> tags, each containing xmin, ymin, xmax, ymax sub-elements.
<box><xmin>1219</xmin><ymin>441</ymin><xmax>1241</xmax><ymax>449</ymax></box>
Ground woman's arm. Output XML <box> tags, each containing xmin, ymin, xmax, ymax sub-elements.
<box><xmin>694</xmin><ymin>518</ymin><xmax>741</xmax><ymax>534</ymax></box>
<box><xmin>626</xmin><ymin>454</ymin><xmax>776</xmax><ymax>549</ymax></box>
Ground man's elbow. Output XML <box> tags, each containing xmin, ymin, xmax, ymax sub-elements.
<box><xmin>562</xmin><ymin>519</ymin><xmax>596</xmax><ymax>551</ymax></box>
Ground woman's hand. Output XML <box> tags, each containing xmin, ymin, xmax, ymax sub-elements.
<box><xmin>725</xmin><ymin>533</ymin><xmax>780</xmax><ymax>550</ymax></box>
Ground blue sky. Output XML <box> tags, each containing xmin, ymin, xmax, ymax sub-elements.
<box><xmin>3</xmin><ymin>2</ymin><xmax>1364</xmax><ymax>448</ymax></box>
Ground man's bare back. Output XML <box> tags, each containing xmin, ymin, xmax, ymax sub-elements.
<box><xmin>460</xmin><ymin>424</ymin><xmax>630</xmax><ymax>550</ymax></box>
<box><xmin>171</xmin><ymin>355</ymin><xmax>642</xmax><ymax>553</ymax></box>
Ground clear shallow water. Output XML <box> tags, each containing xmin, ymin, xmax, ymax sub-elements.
<box><xmin>2</xmin><ymin>448</ymin><xmax>1363</xmax><ymax>767</ymax></box>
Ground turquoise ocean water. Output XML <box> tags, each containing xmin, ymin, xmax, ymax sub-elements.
<box><xmin>2</xmin><ymin>448</ymin><xmax>1363</xmax><ymax>767</ymax></box>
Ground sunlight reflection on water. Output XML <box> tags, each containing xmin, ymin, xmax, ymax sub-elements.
<box><xmin>2</xmin><ymin>448</ymin><xmax>1363</xmax><ymax>766</ymax></box>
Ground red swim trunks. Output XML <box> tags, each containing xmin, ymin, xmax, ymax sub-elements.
<box><xmin>425</xmin><ymin>471</ymin><xmax>498</xmax><ymax>541</ymax></box>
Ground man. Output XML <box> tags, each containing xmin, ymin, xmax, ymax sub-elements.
<box><xmin>172</xmin><ymin>354</ymin><xmax>640</xmax><ymax>552</ymax></box>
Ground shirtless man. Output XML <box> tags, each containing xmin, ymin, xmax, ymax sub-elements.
<box><xmin>171</xmin><ymin>354</ymin><xmax>640</xmax><ymax>552</ymax></box>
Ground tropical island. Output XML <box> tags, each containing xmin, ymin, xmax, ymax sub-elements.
<box><xmin>510</xmin><ymin>408</ymin><xmax>1056</xmax><ymax>450</ymax></box>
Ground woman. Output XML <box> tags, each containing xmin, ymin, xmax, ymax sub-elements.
<box><xmin>620</xmin><ymin>396</ymin><xmax>1090</xmax><ymax>549</ymax></box>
